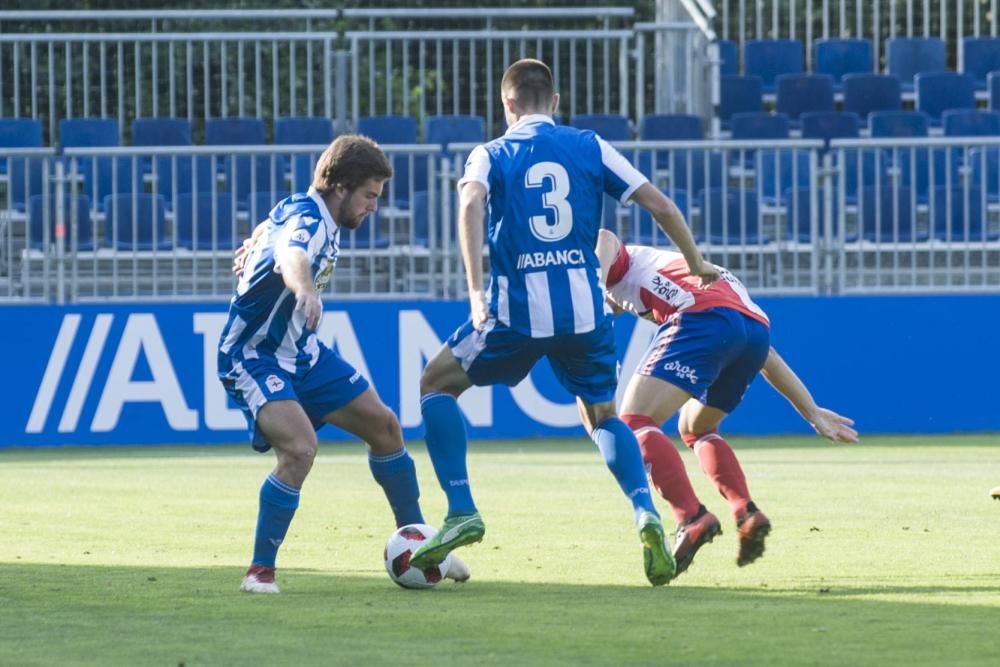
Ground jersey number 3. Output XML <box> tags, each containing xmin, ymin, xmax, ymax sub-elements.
<box><xmin>525</xmin><ymin>161</ymin><xmax>573</xmax><ymax>242</ymax></box>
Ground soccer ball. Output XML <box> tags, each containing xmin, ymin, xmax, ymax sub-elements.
<box><xmin>384</xmin><ymin>523</ymin><xmax>452</xmax><ymax>589</ymax></box>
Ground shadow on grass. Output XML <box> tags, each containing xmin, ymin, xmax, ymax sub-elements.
<box><xmin>1</xmin><ymin>562</ymin><xmax>998</xmax><ymax>666</ymax></box>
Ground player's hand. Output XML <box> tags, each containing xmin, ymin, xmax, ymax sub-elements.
<box><xmin>233</xmin><ymin>236</ymin><xmax>254</xmax><ymax>275</ymax></box>
<box><xmin>808</xmin><ymin>407</ymin><xmax>859</xmax><ymax>444</ymax></box>
<box><xmin>689</xmin><ymin>258</ymin><xmax>721</xmax><ymax>288</ymax></box>
<box><xmin>295</xmin><ymin>290</ymin><xmax>323</xmax><ymax>330</ymax></box>
<box><xmin>470</xmin><ymin>289</ymin><xmax>489</xmax><ymax>331</ymax></box>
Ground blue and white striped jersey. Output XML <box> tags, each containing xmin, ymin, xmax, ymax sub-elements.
<box><xmin>459</xmin><ymin>114</ymin><xmax>648</xmax><ymax>338</ymax></box>
<box><xmin>217</xmin><ymin>188</ymin><xmax>340</xmax><ymax>377</ymax></box>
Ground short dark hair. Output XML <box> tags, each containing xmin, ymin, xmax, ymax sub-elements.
<box><xmin>311</xmin><ymin>134</ymin><xmax>393</xmax><ymax>195</ymax></box>
<box><xmin>501</xmin><ymin>58</ymin><xmax>555</xmax><ymax>112</ymax></box>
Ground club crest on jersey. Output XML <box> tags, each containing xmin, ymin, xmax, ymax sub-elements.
<box><xmin>291</xmin><ymin>229</ymin><xmax>311</xmax><ymax>244</ymax></box>
<box><xmin>265</xmin><ymin>375</ymin><xmax>285</xmax><ymax>393</ymax></box>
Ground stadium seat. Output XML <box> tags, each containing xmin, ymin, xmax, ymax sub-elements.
<box><xmin>60</xmin><ymin>117</ymin><xmax>120</xmax><ymax>149</ymax></box>
<box><xmin>915</xmin><ymin>72</ymin><xmax>976</xmax><ymax>125</ymax></box>
<box><xmin>60</xmin><ymin>118</ymin><xmax>137</xmax><ymax>211</ymax></box>
<box><xmin>664</xmin><ymin>149</ymin><xmax>726</xmax><ymax>199</ymax></box>
<box><xmin>743</xmin><ymin>39</ymin><xmax>804</xmax><ymax>94</ymax></box>
<box><xmin>775</xmin><ymin>73</ymin><xmax>835</xmax><ymax>124</ymax></box>
<box><xmin>131</xmin><ymin>117</ymin><xmax>193</xmax><ymax>147</ymax></box>
<box><xmin>7</xmin><ymin>155</ymin><xmax>47</xmax><ymax>212</ymax></box>
<box><xmin>719</xmin><ymin>75</ymin><xmax>763</xmax><ymax>128</ymax></box>
<box><xmin>224</xmin><ymin>153</ymin><xmax>288</xmax><ymax>207</ymax></box>
<box><xmin>718</xmin><ymin>39</ymin><xmax>739</xmax><ymax>77</ymax></box>
<box><xmin>961</xmin><ymin>37</ymin><xmax>1000</xmax><ymax>90</ymax></box>
<box><xmin>205</xmin><ymin>117</ymin><xmax>267</xmax><ymax>145</ymax></box>
<box><xmin>172</xmin><ymin>192</ymin><xmax>241</xmax><ymax>250</ymax></box>
<box><xmin>696</xmin><ymin>188</ymin><xmax>765</xmax><ymax>244</ymax></box>
<box><xmin>814</xmin><ymin>39</ymin><xmax>873</xmax><ymax>91</ymax></box>
<box><xmin>859</xmin><ymin>186</ymin><xmax>921</xmax><ymax>242</ymax></box>
<box><xmin>570</xmin><ymin>114</ymin><xmax>632</xmax><ymax>140</ymax></box>
<box><xmin>931</xmin><ymin>185</ymin><xmax>992</xmax><ymax>242</ymax></box>
<box><xmin>968</xmin><ymin>147</ymin><xmax>1000</xmax><ymax>201</ymax></box>
<box><xmin>356</xmin><ymin>115</ymin><xmax>422</xmax><ymax>207</ymax></box>
<box><xmin>102</xmin><ymin>193</ymin><xmax>170</xmax><ymax>250</ymax></box>
<box><xmin>990</xmin><ymin>71</ymin><xmax>1000</xmax><ymax>111</ymax></box>
<box><xmin>248</xmin><ymin>190</ymin><xmax>289</xmax><ymax>228</ymax></box>
<box><xmin>942</xmin><ymin>110</ymin><xmax>1000</xmax><ymax>137</ymax></box>
<box><xmin>274</xmin><ymin>116</ymin><xmax>336</xmax><ymax>194</ymax></box>
<box><xmin>425</xmin><ymin>115</ymin><xmax>486</xmax><ymax>147</ymax></box>
<box><xmin>800</xmin><ymin>111</ymin><xmax>861</xmax><ymax>148</ymax></box>
<box><xmin>0</xmin><ymin>118</ymin><xmax>43</xmax><ymax>176</ymax></box>
<box><xmin>782</xmin><ymin>186</ymin><xmax>847</xmax><ymax>243</ymax></box>
<box><xmin>886</xmin><ymin>37</ymin><xmax>946</xmax><ymax>92</ymax></box>
<box><xmin>842</xmin><ymin>73</ymin><xmax>903</xmax><ymax>119</ymax></box>
<box><xmin>151</xmin><ymin>154</ymin><xmax>219</xmax><ymax>200</ymax></box>
<box><xmin>27</xmin><ymin>194</ymin><xmax>94</xmax><ymax>250</ymax></box>
<box><xmin>411</xmin><ymin>189</ymin><xmax>458</xmax><ymax>248</ymax></box>
<box><xmin>730</xmin><ymin>112</ymin><xmax>790</xmax><ymax>140</ymax></box>
<box><xmin>756</xmin><ymin>149</ymin><xmax>811</xmax><ymax>207</ymax></box>
<box><xmin>840</xmin><ymin>148</ymin><xmax>890</xmax><ymax>205</ymax></box>
<box><xmin>896</xmin><ymin>146</ymin><xmax>961</xmax><ymax>203</ymax></box>
<box><xmin>639</xmin><ymin>114</ymin><xmax>703</xmax><ymax>140</ymax></box>
<box><xmin>869</xmin><ymin>111</ymin><xmax>930</xmax><ymax>138</ymax></box>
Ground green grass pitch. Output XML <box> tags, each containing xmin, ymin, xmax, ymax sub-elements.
<box><xmin>1</xmin><ymin>435</ymin><xmax>998</xmax><ymax>666</ymax></box>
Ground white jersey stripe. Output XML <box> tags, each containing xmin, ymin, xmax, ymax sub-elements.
<box><xmin>525</xmin><ymin>271</ymin><xmax>554</xmax><ymax>338</ymax></box>
<box><xmin>568</xmin><ymin>267</ymin><xmax>595</xmax><ymax>334</ymax></box>
<box><xmin>233</xmin><ymin>362</ymin><xmax>267</xmax><ymax>417</ymax></box>
<box><xmin>497</xmin><ymin>275</ymin><xmax>510</xmax><ymax>326</ymax></box>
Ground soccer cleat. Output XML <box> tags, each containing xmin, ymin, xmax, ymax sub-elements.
<box><xmin>445</xmin><ymin>553</ymin><xmax>471</xmax><ymax>583</ymax></box>
<box><xmin>736</xmin><ymin>506</ymin><xmax>771</xmax><ymax>567</ymax></box>
<box><xmin>638</xmin><ymin>511</ymin><xmax>676</xmax><ymax>586</ymax></box>
<box><xmin>991</xmin><ymin>486</ymin><xmax>1000</xmax><ymax>500</ymax></box>
<box><xmin>672</xmin><ymin>507</ymin><xmax>723</xmax><ymax>577</ymax></box>
<box><xmin>409</xmin><ymin>512</ymin><xmax>486</xmax><ymax>570</ymax></box>
<box><xmin>240</xmin><ymin>565</ymin><xmax>280</xmax><ymax>594</ymax></box>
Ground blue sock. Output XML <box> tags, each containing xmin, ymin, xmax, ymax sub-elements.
<box><xmin>251</xmin><ymin>473</ymin><xmax>300</xmax><ymax>567</ymax></box>
<box><xmin>591</xmin><ymin>417</ymin><xmax>658</xmax><ymax>523</ymax></box>
<box><xmin>369</xmin><ymin>448</ymin><xmax>424</xmax><ymax>527</ymax></box>
<box><xmin>421</xmin><ymin>392</ymin><xmax>477</xmax><ymax>516</ymax></box>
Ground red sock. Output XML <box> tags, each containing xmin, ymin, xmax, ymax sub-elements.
<box><xmin>622</xmin><ymin>414</ymin><xmax>702</xmax><ymax>524</ymax></box>
<box><xmin>682</xmin><ymin>431</ymin><xmax>751</xmax><ymax>518</ymax></box>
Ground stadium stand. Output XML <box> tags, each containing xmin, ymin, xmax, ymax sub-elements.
<box><xmin>842</xmin><ymin>73</ymin><xmax>903</xmax><ymax>119</ymax></box>
<box><xmin>961</xmin><ymin>37</ymin><xmax>1000</xmax><ymax>91</ymax></box>
<box><xmin>274</xmin><ymin>116</ymin><xmax>336</xmax><ymax>193</ymax></box>
<box><xmin>718</xmin><ymin>39</ymin><xmax>739</xmax><ymax>77</ymax></box>
<box><xmin>173</xmin><ymin>193</ymin><xmax>241</xmax><ymax>251</ymax></box>
<box><xmin>775</xmin><ymin>73</ymin><xmax>835</xmax><ymax>124</ymax></box>
<box><xmin>814</xmin><ymin>38</ymin><xmax>872</xmax><ymax>91</ymax></box>
<box><xmin>942</xmin><ymin>110</ymin><xmax>1000</xmax><ymax>137</ymax></box>
<box><xmin>915</xmin><ymin>72</ymin><xmax>977</xmax><ymax>125</ymax></box>
<box><xmin>719</xmin><ymin>75</ymin><xmax>764</xmax><ymax>128</ymax></box>
<box><xmin>886</xmin><ymin>37</ymin><xmax>947</xmax><ymax>93</ymax></box>
<box><xmin>102</xmin><ymin>193</ymin><xmax>169</xmax><ymax>250</ymax></box>
<box><xmin>743</xmin><ymin>39</ymin><xmax>804</xmax><ymax>94</ymax></box>
<box><xmin>0</xmin><ymin>119</ymin><xmax>43</xmax><ymax>176</ymax></box>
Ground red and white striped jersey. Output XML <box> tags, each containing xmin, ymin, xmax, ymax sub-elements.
<box><xmin>605</xmin><ymin>244</ymin><xmax>769</xmax><ymax>327</ymax></box>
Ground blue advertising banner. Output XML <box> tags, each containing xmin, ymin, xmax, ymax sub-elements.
<box><xmin>2</xmin><ymin>295</ymin><xmax>998</xmax><ymax>447</ymax></box>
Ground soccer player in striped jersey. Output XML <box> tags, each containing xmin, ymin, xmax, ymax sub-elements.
<box><xmin>410</xmin><ymin>58</ymin><xmax>719</xmax><ymax>586</ymax></box>
<box><xmin>596</xmin><ymin>229</ymin><xmax>858</xmax><ymax>576</ymax></box>
<box><xmin>221</xmin><ymin>136</ymin><xmax>468</xmax><ymax>593</ymax></box>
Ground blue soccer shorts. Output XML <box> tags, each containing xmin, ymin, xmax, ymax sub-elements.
<box><xmin>447</xmin><ymin>316</ymin><xmax>619</xmax><ymax>405</ymax></box>
<box><xmin>636</xmin><ymin>307</ymin><xmax>770</xmax><ymax>414</ymax></box>
<box><xmin>221</xmin><ymin>343</ymin><xmax>369</xmax><ymax>452</ymax></box>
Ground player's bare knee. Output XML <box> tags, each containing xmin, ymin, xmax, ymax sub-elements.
<box><xmin>367</xmin><ymin>407</ymin><xmax>404</xmax><ymax>455</ymax></box>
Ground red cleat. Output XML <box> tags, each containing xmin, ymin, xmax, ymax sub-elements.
<box><xmin>240</xmin><ymin>565</ymin><xmax>279</xmax><ymax>593</ymax></box>
<box><xmin>672</xmin><ymin>507</ymin><xmax>722</xmax><ymax>577</ymax></box>
<box><xmin>736</xmin><ymin>507</ymin><xmax>771</xmax><ymax>567</ymax></box>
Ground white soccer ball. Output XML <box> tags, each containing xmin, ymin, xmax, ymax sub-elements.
<box><xmin>384</xmin><ymin>523</ymin><xmax>452</xmax><ymax>589</ymax></box>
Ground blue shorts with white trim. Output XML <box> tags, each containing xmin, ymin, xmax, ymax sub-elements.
<box><xmin>447</xmin><ymin>316</ymin><xmax>619</xmax><ymax>404</ymax></box>
<box><xmin>220</xmin><ymin>343</ymin><xmax>369</xmax><ymax>452</ymax></box>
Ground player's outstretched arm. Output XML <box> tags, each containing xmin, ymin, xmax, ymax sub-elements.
<box><xmin>761</xmin><ymin>346</ymin><xmax>859</xmax><ymax>444</ymax></box>
<box><xmin>458</xmin><ymin>181</ymin><xmax>489</xmax><ymax>329</ymax></box>
<box><xmin>629</xmin><ymin>183</ymin><xmax>720</xmax><ymax>287</ymax></box>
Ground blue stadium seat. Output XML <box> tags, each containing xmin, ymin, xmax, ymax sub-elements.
<box><xmin>800</xmin><ymin>111</ymin><xmax>861</xmax><ymax>148</ymax></box>
<box><xmin>990</xmin><ymin>71</ymin><xmax>1000</xmax><ymax>111</ymax></box>
<box><xmin>274</xmin><ymin>116</ymin><xmax>335</xmax><ymax>194</ymax></box>
<box><xmin>756</xmin><ymin>149</ymin><xmax>811</xmax><ymax>207</ymax></box>
<box><xmin>968</xmin><ymin>147</ymin><xmax>1000</xmax><ymax>202</ymax></box>
<box><xmin>886</xmin><ymin>37</ymin><xmax>947</xmax><ymax>92</ymax></box>
<box><xmin>205</xmin><ymin>117</ymin><xmax>267</xmax><ymax>145</ymax></box>
<box><xmin>915</xmin><ymin>72</ymin><xmax>976</xmax><ymax>125</ymax></box>
<box><xmin>60</xmin><ymin>118</ymin><xmax>137</xmax><ymax>211</ymax></box>
<box><xmin>775</xmin><ymin>73</ymin><xmax>835</xmax><ymax>124</ymax></box>
<box><xmin>639</xmin><ymin>114</ymin><xmax>703</xmax><ymax>140</ymax></box>
<box><xmin>718</xmin><ymin>39</ymin><xmax>739</xmax><ymax>77</ymax></box>
<box><xmin>172</xmin><ymin>192</ymin><xmax>241</xmax><ymax>250</ymax></box>
<box><xmin>719</xmin><ymin>75</ymin><xmax>763</xmax><ymax>128</ymax></box>
<box><xmin>248</xmin><ymin>190</ymin><xmax>290</xmax><ymax>228</ymax></box>
<box><xmin>7</xmin><ymin>155</ymin><xmax>47</xmax><ymax>212</ymax></box>
<box><xmin>841</xmin><ymin>149</ymin><xmax>890</xmax><ymax>205</ymax></box>
<box><xmin>859</xmin><ymin>186</ymin><xmax>921</xmax><ymax>242</ymax></box>
<box><xmin>931</xmin><ymin>185</ymin><xmax>993</xmax><ymax>242</ymax></box>
<box><xmin>102</xmin><ymin>193</ymin><xmax>170</xmax><ymax>250</ymax></box>
<box><xmin>782</xmin><ymin>187</ymin><xmax>848</xmax><ymax>243</ymax></box>
<box><xmin>842</xmin><ymin>73</ymin><xmax>902</xmax><ymax>119</ymax></box>
<box><xmin>942</xmin><ymin>110</ymin><xmax>1000</xmax><ymax>137</ymax></box>
<box><xmin>696</xmin><ymin>188</ymin><xmax>765</xmax><ymax>244</ymax></box>
<box><xmin>425</xmin><ymin>115</ymin><xmax>486</xmax><ymax>147</ymax></box>
<box><xmin>896</xmin><ymin>146</ymin><xmax>961</xmax><ymax>203</ymax></box>
<box><xmin>962</xmin><ymin>37</ymin><xmax>1000</xmax><ymax>90</ymax></box>
<box><xmin>570</xmin><ymin>114</ymin><xmax>632</xmax><ymax>140</ymax></box>
<box><xmin>224</xmin><ymin>153</ymin><xmax>288</xmax><ymax>207</ymax></box>
<box><xmin>356</xmin><ymin>115</ymin><xmax>421</xmax><ymax>207</ymax></box>
<box><xmin>743</xmin><ymin>39</ymin><xmax>804</xmax><ymax>94</ymax></box>
<box><xmin>411</xmin><ymin>189</ymin><xmax>458</xmax><ymax>248</ymax></box>
<box><xmin>27</xmin><ymin>194</ymin><xmax>94</xmax><ymax>250</ymax></box>
<box><xmin>814</xmin><ymin>39</ymin><xmax>873</xmax><ymax>91</ymax></box>
<box><xmin>60</xmin><ymin>117</ymin><xmax>120</xmax><ymax>148</ymax></box>
<box><xmin>665</xmin><ymin>150</ymin><xmax>726</xmax><ymax>199</ymax></box>
<box><xmin>869</xmin><ymin>111</ymin><xmax>930</xmax><ymax>138</ymax></box>
<box><xmin>0</xmin><ymin>118</ymin><xmax>43</xmax><ymax>176</ymax></box>
<box><xmin>152</xmin><ymin>154</ymin><xmax>218</xmax><ymax>200</ymax></box>
<box><xmin>131</xmin><ymin>117</ymin><xmax>193</xmax><ymax>147</ymax></box>
<box><xmin>730</xmin><ymin>112</ymin><xmax>790</xmax><ymax>140</ymax></box>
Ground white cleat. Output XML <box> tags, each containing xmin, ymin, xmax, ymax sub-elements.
<box><xmin>445</xmin><ymin>554</ymin><xmax>471</xmax><ymax>583</ymax></box>
<box><xmin>240</xmin><ymin>566</ymin><xmax>280</xmax><ymax>593</ymax></box>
